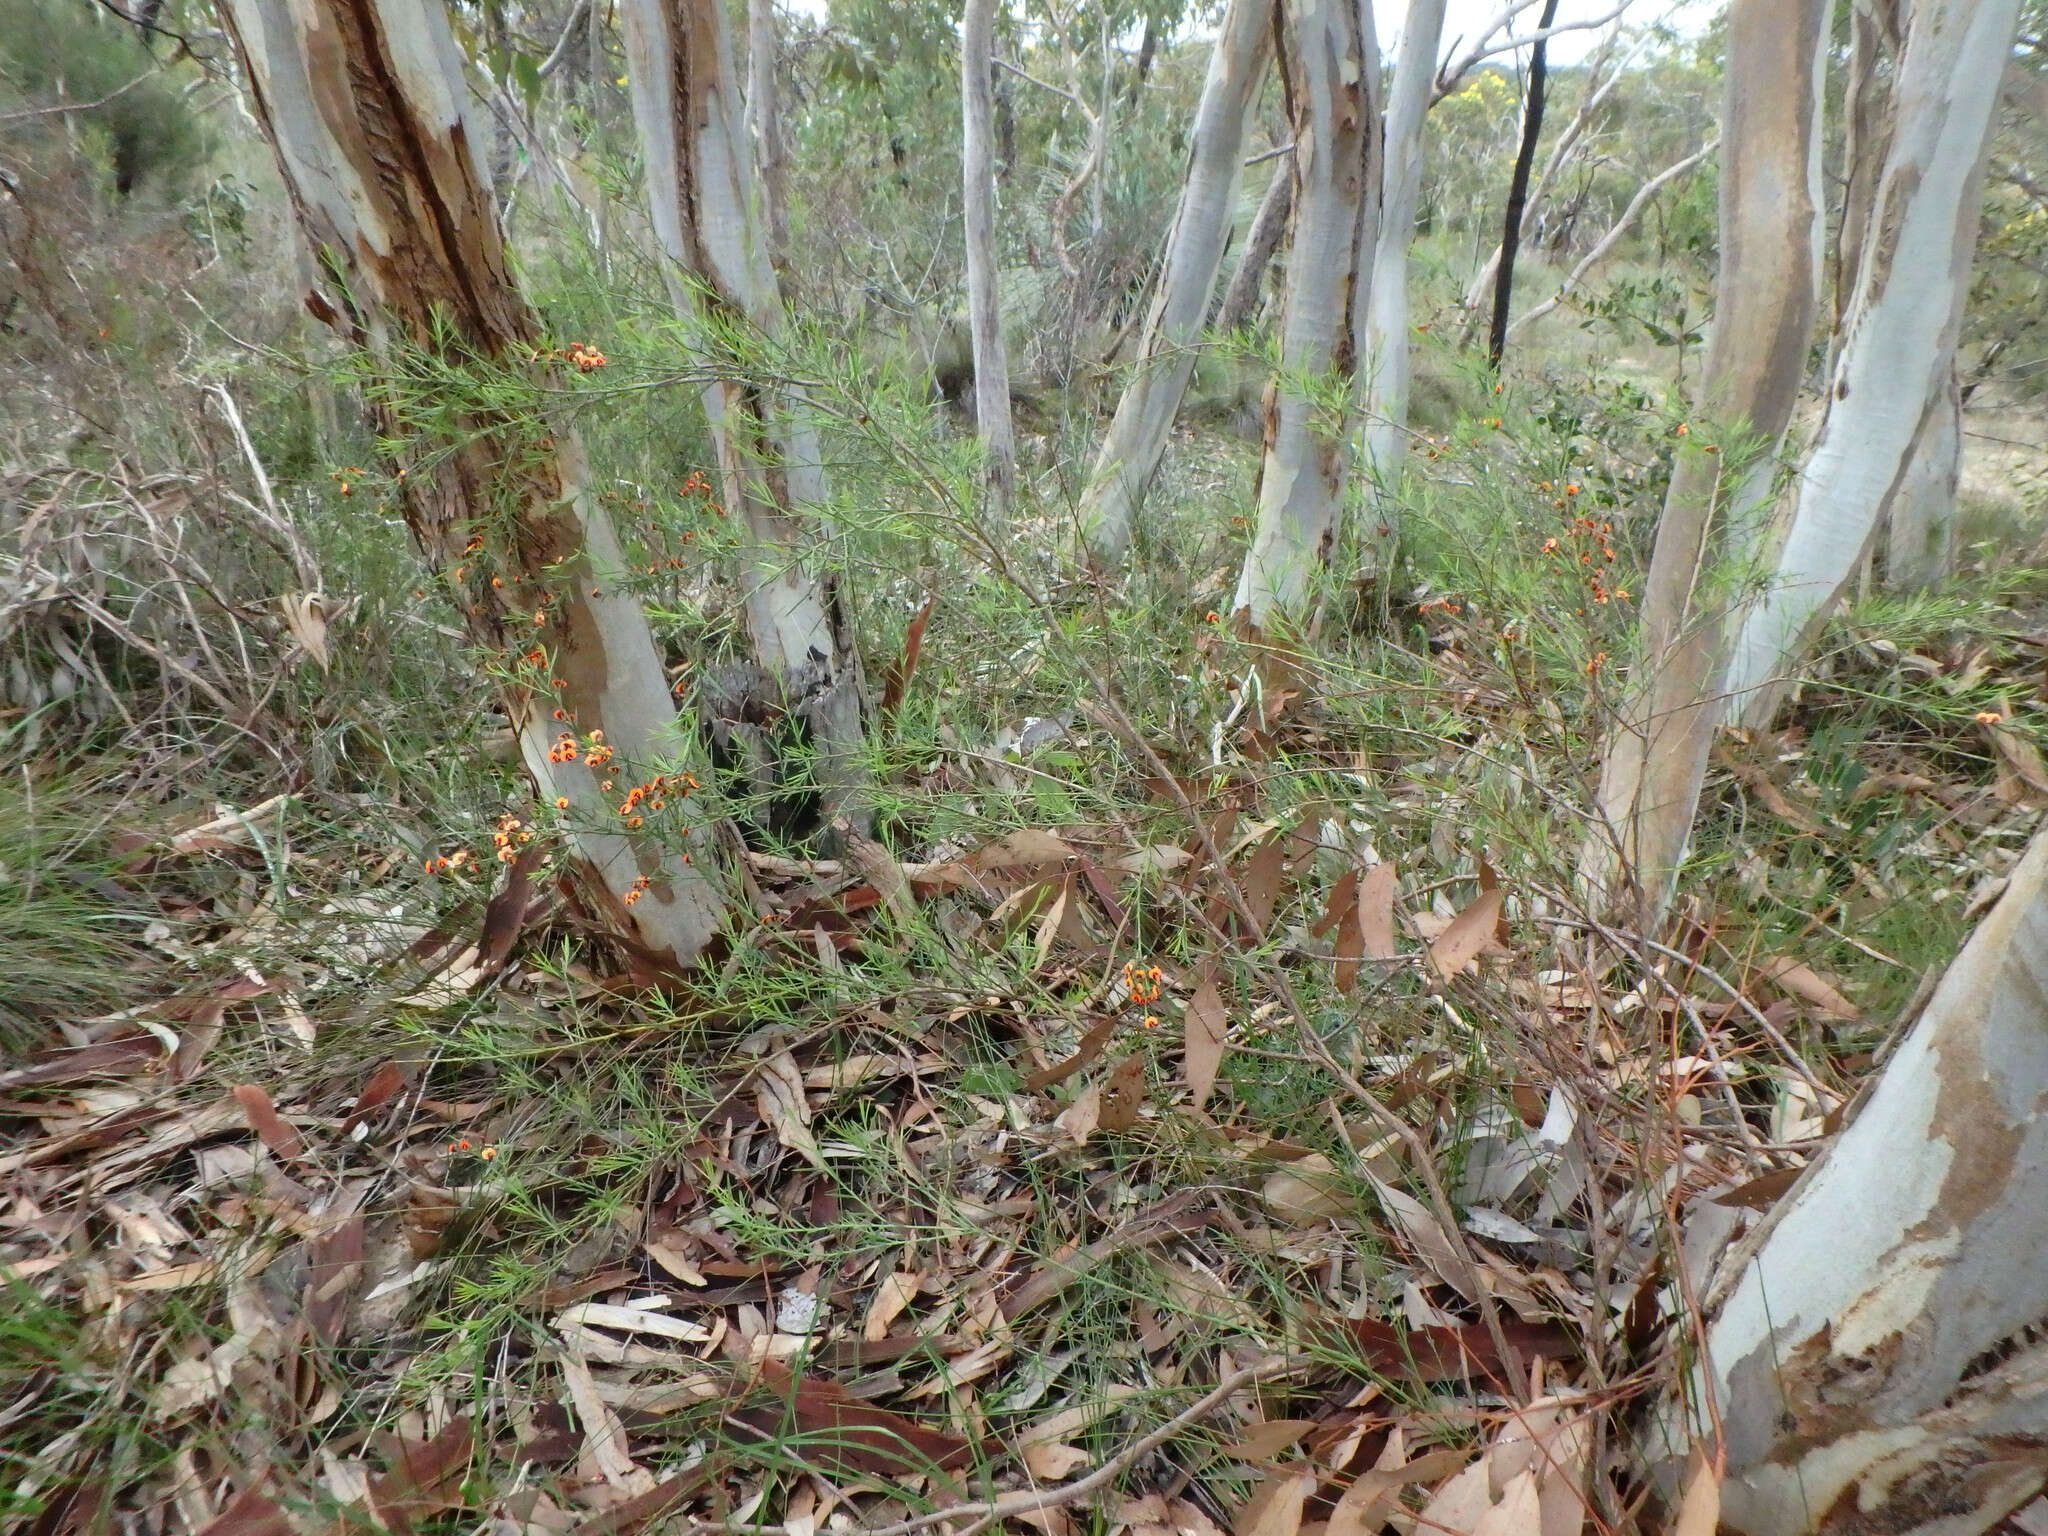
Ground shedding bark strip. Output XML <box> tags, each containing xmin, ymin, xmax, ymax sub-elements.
<box><xmin>1654</xmin><ymin>822</ymin><xmax>2048</xmax><ymax>1533</ymax></box>
<box><xmin>218</xmin><ymin>0</ymin><xmax>725</xmax><ymax>964</ymax></box>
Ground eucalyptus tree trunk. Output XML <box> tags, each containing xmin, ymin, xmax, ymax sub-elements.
<box><xmin>1076</xmin><ymin>0</ymin><xmax>1273</xmax><ymax>569</ymax></box>
<box><xmin>1577</xmin><ymin>0</ymin><xmax>1826</xmax><ymax>927</ymax></box>
<box><xmin>960</xmin><ymin>0</ymin><xmax>1017</xmax><ymax>511</ymax></box>
<box><xmin>1232</xmin><ymin>0</ymin><xmax>1382</xmax><ymax>629</ymax></box>
<box><xmin>1720</xmin><ymin>0</ymin><xmax>2018</xmax><ymax>726</ymax></box>
<box><xmin>619</xmin><ymin>0</ymin><xmax>868</xmax><ymax>827</ymax></box>
<box><xmin>1215</xmin><ymin>163</ymin><xmax>1294</xmax><ymax>335</ymax></box>
<box><xmin>1357</xmin><ymin>0</ymin><xmax>1449</xmax><ymax>536</ymax></box>
<box><xmin>1884</xmin><ymin>363</ymin><xmax>1963</xmax><ymax>590</ymax></box>
<box><xmin>216</xmin><ymin>0</ymin><xmax>725</xmax><ymax>964</ymax></box>
<box><xmin>746</xmin><ymin>0</ymin><xmax>791</xmax><ymax>271</ymax></box>
<box><xmin>1835</xmin><ymin>0</ymin><xmax>1901</xmax><ymax>343</ymax></box>
<box><xmin>1655</xmin><ymin>821</ymin><xmax>2048</xmax><ymax>1533</ymax></box>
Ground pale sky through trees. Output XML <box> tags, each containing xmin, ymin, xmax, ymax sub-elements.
<box><xmin>783</xmin><ymin>0</ymin><xmax>1719</xmax><ymax>70</ymax></box>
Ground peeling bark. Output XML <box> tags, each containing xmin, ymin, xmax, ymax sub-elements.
<box><xmin>1232</xmin><ymin>0</ymin><xmax>1382</xmax><ymax>628</ymax></box>
<box><xmin>1836</xmin><ymin>0</ymin><xmax>1902</xmax><ymax>347</ymax></box>
<box><xmin>1655</xmin><ymin>823</ymin><xmax>2048</xmax><ymax>1533</ymax></box>
<box><xmin>960</xmin><ymin>0</ymin><xmax>1018</xmax><ymax>511</ymax></box>
<box><xmin>1077</xmin><ymin>0</ymin><xmax>1272</xmax><ymax>569</ymax></box>
<box><xmin>1721</xmin><ymin>0</ymin><xmax>2018</xmax><ymax>726</ymax></box>
<box><xmin>1357</xmin><ymin>0</ymin><xmax>1448</xmax><ymax>553</ymax></box>
<box><xmin>618</xmin><ymin>0</ymin><xmax>868</xmax><ymax>829</ymax></box>
<box><xmin>218</xmin><ymin>0</ymin><xmax>726</xmax><ymax>964</ymax></box>
<box><xmin>1577</xmin><ymin>0</ymin><xmax>1825</xmax><ymax>927</ymax></box>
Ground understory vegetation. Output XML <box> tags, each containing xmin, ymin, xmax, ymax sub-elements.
<box><xmin>5</xmin><ymin>0</ymin><xmax>2048</xmax><ymax>1532</ymax></box>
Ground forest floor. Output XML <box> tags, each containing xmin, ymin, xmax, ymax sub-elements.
<box><xmin>8</xmin><ymin>382</ymin><xmax>2048</xmax><ymax>1536</ymax></box>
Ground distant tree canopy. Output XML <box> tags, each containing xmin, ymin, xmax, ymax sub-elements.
<box><xmin>0</xmin><ymin>0</ymin><xmax>214</xmax><ymax>193</ymax></box>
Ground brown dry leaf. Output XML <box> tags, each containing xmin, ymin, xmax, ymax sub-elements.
<box><xmin>229</xmin><ymin>1084</ymin><xmax>305</xmax><ymax>1163</ymax></box>
<box><xmin>1412</xmin><ymin>1455</ymin><xmax>1495</xmax><ymax>1534</ymax></box>
<box><xmin>864</xmin><ymin>1271</ymin><xmax>922</xmax><ymax>1340</ymax></box>
<box><xmin>1357</xmin><ymin>862</ymin><xmax>1399</xmax><ymax>961</ymax></box>
<box><xmin>1758</xmin><ymin>956</ymin><xmax>1859</xmax><ymax>1020</ymax></box>
<box><xmin>1316</xmin><ymin>869</ymin><xmax>1362</xmax><ymax>994</ymax></box>
<box><xmin>1239</xmin><ymin>834</ymin><xmax>1288</xmax><ymax>936</ymax></box>
<box><xmin>342</xmin><ymin>1060</ymin><xmax>406</xmax><ymax>1132</ymax></box>
<box><xmin>1427</xmin><ymin>886</ymin><xmax>1505</xmax><ymax>980</ymax></box>
<box><xmin>1328</xmin><ymin>1442</ymin><xmax>1472</xmax><ymax>1536</ymax></box>
<box><xmin>971</xmin><ymin>829</ymin><xmax>1076</xmax><ymax>873</ymax></box>
<box><xmin>742</xmin><ymin>1361</ymin><xmax>975</xmax><ymax>1484</ymax></box>
<box><xmin>1262</xmin><ymin>1153</ymin><xmax>1352</xmax><ymax>1224</ymax></box>
<box><xmin>1671</xmin><ymin>1448</ymin><xmax>1721</xmax><ymax>1536</ymax></box>
<box><xmin>478</xmin><ymin>844</ymin><xmax>546</xmax><ymax>973</ymax></box>
<box><xmin>303</xmin><ymin>1211</ymin><xmax>365</xmax><ymax>1345</ymax></box>
<box><xmin>1321</xmin><ymin>1315</ymin><xmax>1574</xmax><ymax>1388</ymax></box>
<box><xmin>556</xmin><ymin>1304</ymin><xmax>713</xmax><ymax>1344</ymax></box>
<box><xmin>1027</xmin><ymin>1015</ymin><xmax>1119</xmax><ymax>1091</ymax></box>
<box><xmin>1313</xmin><ymin>869</ymin><xmax>1359</xmax><ymax>939</ymax></box>
<box><xmin>280</xmin><ymin>591</ymin><xmax>332</xmax><ymax>670</ymax></box>
<box><xmin>560</xmin><ymin>1351</ymin><xmax>640</xmax><ymax>1487</ymax></box>
<box><xmin>1990</xmin><ymin>725</ymin><xmax>2048</xmax><ymax>800</ymax></box>
<box><xmin>878</xmin><ymin>591</ymin><xmax>936</xmax><ymax>718</ymax></box>
<box><xmin>1231</xmin><ymin>1469</ymin><xmax>1316</xmax><ymax>1536</ymax></box>
<box><xmin>755</xmin><ymin>1051</ymin><xmax>826</xmax><ymax>1170</ymax></box>
<box><xmin>1471</xmin><ymin>1470</ymin><xmax>1541</xmax><ymax>1536</ymax></box>
<box><xmin>1057</xmin><ymin>1082</ymin><xmax>1103</xmax><ymax>1146</ymax></box>
<box><xmin>1367</xmin><ymin>1176</ymin><xmax>1476</xmax><ymax>1300</ymax></box>
<box><xmin>1032</xmin><ymin>878</ymin><xmax>1074</xmax><ymax>971</ymax></box>
<box><xmin>1223</xmin><ymin>1421</ymin><xmax>1316</xmax><ymax>1464</ymax></box>
<box><xmin>1183</xmin><ymin>967</ymin><xmax>1229</xmax><ymax>1111</ymax></box>
<box><xmin>1020</xmin><ymin>1442</ymin><xmax>1092</xmax><ymax>1481</ymax></box>
<box><xmin>1097</xmin><ymin>1053</ymin><xmax>1149</xmax><ymax>1133</ymax></box>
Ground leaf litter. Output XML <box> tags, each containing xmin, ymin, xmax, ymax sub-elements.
<box><xmin>8</xmin><ymin>615</ymin><xmax>2048</xmax><ymax>1536</ymax></box>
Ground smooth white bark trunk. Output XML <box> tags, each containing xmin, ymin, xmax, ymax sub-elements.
<box><xmin>745</xmin><ymin>0</ymin><xmax>790</xmax><ymax>270</ymax></box>
<box><xmin>1576</xmin><ymin>0</ymin><xmax>1825</xmax><ymax>927</ymax></box>
<box><xmin>1356</xmin><ymin>0</ymin><xmax>1449</xmax><ymax>547</ymax></box>
<box><xmin>1233</xmin><ymin>0</ymin><xmax>1383</xmax><ymax>628</ymax></box>
<box><xmin>1656</xmin><ymin>823</ymin><xmax>2048</xmax><ymax>1532</ymax></box>
<box><xmin>218</xmin><ymin>0</ymin><xmax>726</xmax><ymax>963</ymax></box>
<box><xmin>619</xmin><ymin>0</ymin><xmax>867</xmax><ymax>821</ymax></box>
<box><xmin>960</xmin><ymin>0</ymin><xmax>1018</xmax><ymax>511</ymax></box>
<box><xmin>1884</xmin><ymin>365</ymin><xmax>1963</xmax><ymax>591</ymax></box>
<box><xmin>1721</xmin><ymin>0</ymin><xmax>2017</xmax><ymax>726</ymax></box>
<box><xmin>1076</xmin><ymin>0</ymin><xmax>1272</xmax><ymax>568</ymax></box>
